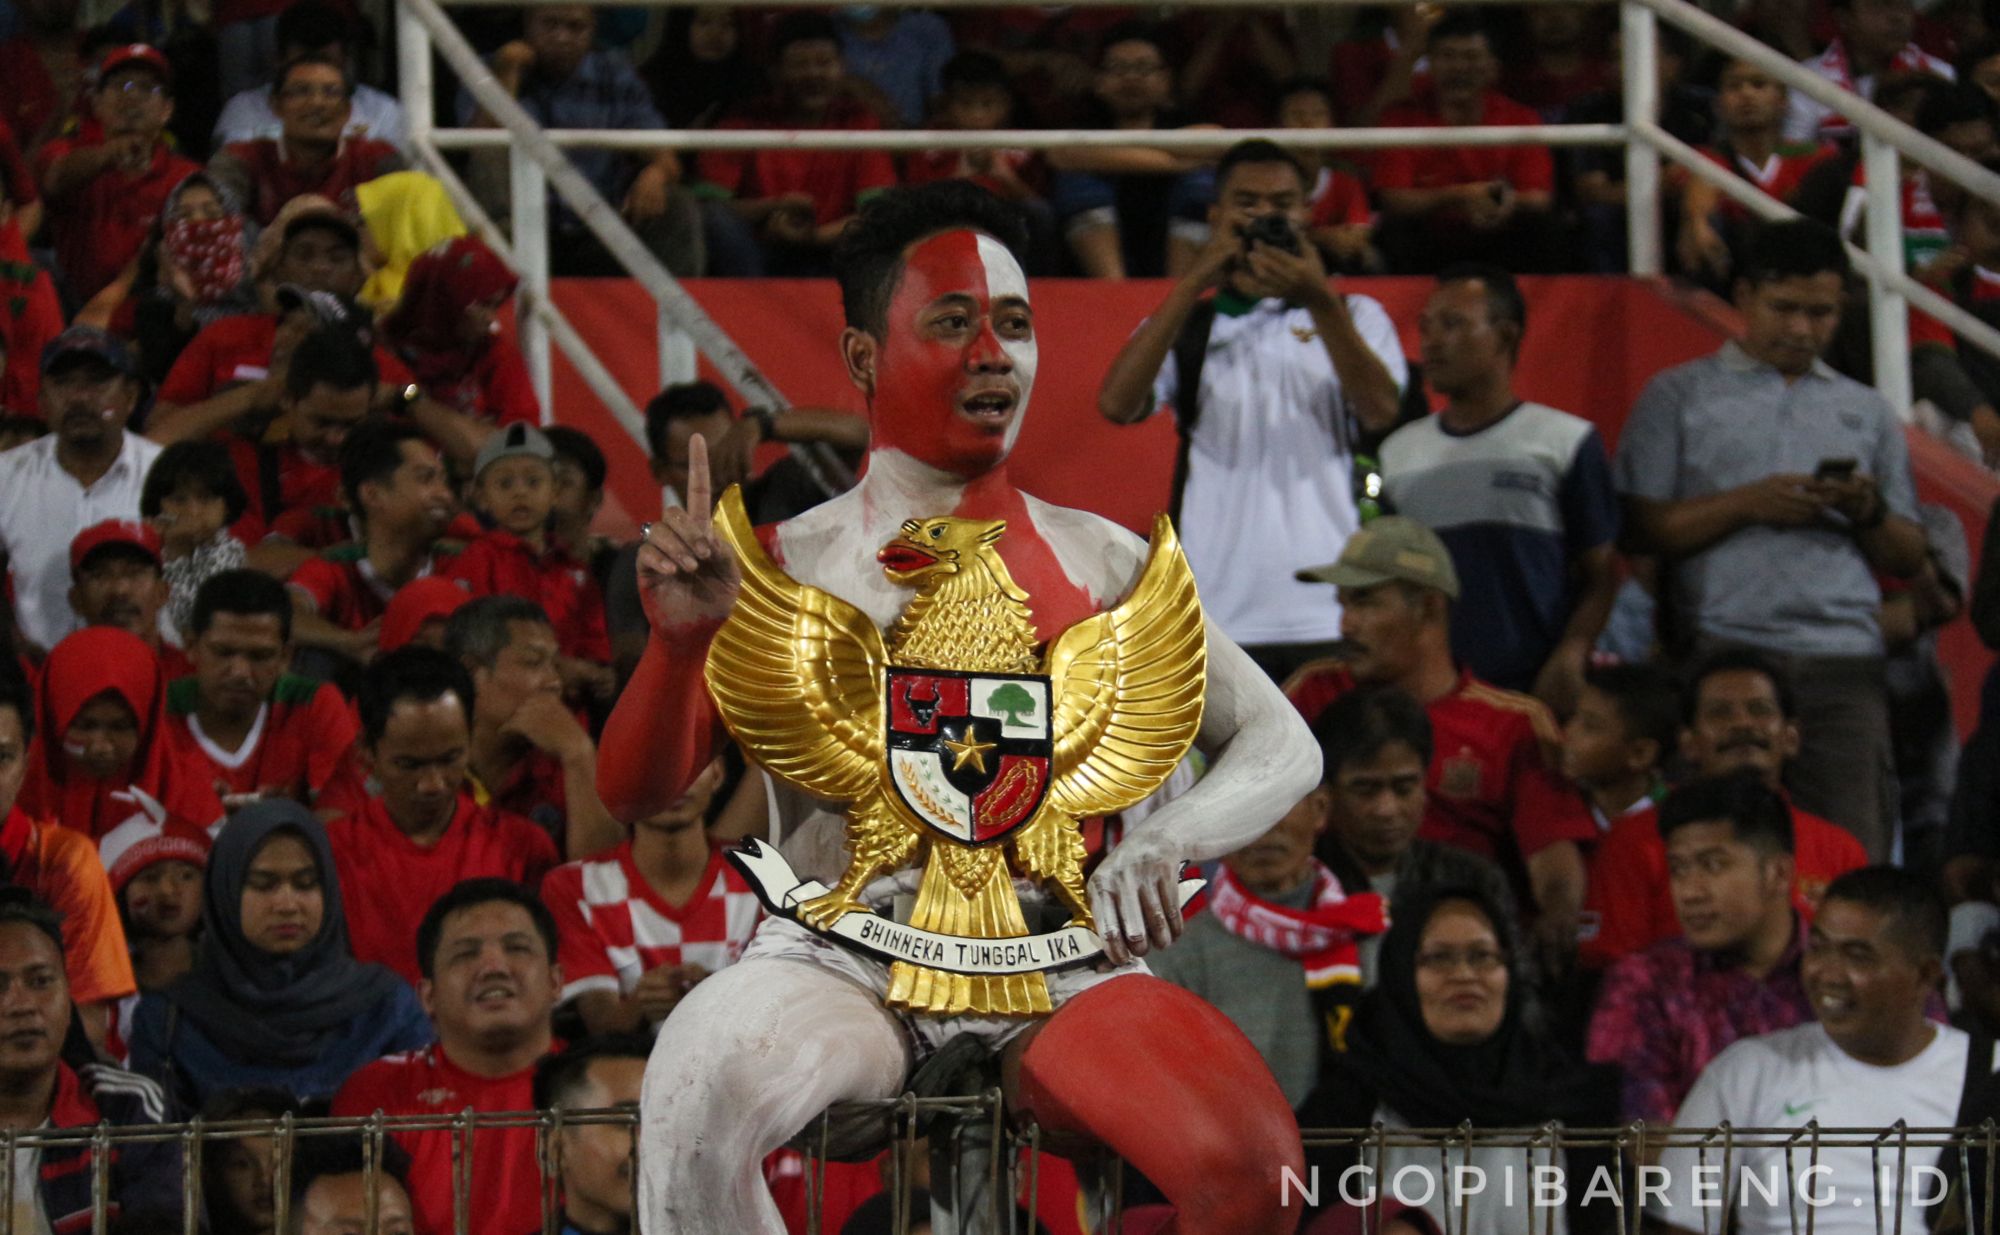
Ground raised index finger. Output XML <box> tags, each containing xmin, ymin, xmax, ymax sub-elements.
<box><xmin>688</xmin><ymin>431</ymin><xmax>713</xmax><ymax>515</ymax></box>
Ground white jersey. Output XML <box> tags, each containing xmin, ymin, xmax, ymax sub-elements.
<box><xmin>1149</xmin><ymin>293</ymin><xmax>1408</xmax><ymax>647</ymax></box>
<box><xmin>1651</xmin><ymin>1021</ymin><xmax>1980</xmax><ymax>1235</ymax></box>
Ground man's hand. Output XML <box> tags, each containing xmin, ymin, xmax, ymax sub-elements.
<box><xmin>1734</xmin><ymin>473</ymin><xmax>1827</xmax><ymax>527</ymax></box>
<box><xmin>342</xmin><ymin>621</ymin><xmax>382</xmax><ymax>663</ymax></box>
<box><xmin>1531</xmin><ymin>639</ymin><xmax>1590</xmax><ymax>717</ymax></box>
<box><xmin>500</xmin><ymin>693</ymin><xmax>595</xmax><ymax>763</ymax></box>
<box><xmin>1087</xmin><ymin>831</ymin><xmax>1185</xmax><ymax>965</ymax></box>
<box><xmin>624</xmin><ymin>162</ymin><xmax>675</xmax><ymax>223</ymax></box>
<box><xmin>1243</xmin><ymin>232</ymin><xmax>1333</xmax><ymax>310</ymax></box>
<box><xmin>633</xmin><ymin>962</ymin><xmax>710</xmax><ymax>1023</ymax></box>
<box><xmin>1185</xmin><ymin>219</ymin><xmax>1241</xmax><ymax>291</ymax></box>
<box><xmin>1677</xmin><ymin>220</ymin><xmax>1730</xmax><ymax>281</ymax></box>
<box><xmin>1971</xmin><ymin>405</ymin><xmax>2000</xmax><ymax>470</ymax></box>
<box><xmin>493</xmin><ymin>39</ymin><xmax>537</xmax><ymax>86</ymax></box>
<box><xmin>1812</xmin><ymin>471</ymin><xmax>1886</xmax><ymax>528</ymax></box>
<box><xmin>636</xmin><ymin>433</ymin><xmax>742</xmax><ymax>638</ymax></box>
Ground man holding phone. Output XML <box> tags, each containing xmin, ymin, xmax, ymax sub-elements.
<box><xmin>1615</xmin><ymin>219</ymin><xmax>1927</xmax><ymax>860</ymax></box>
<box><xmin>1098</xmin><ymin>138</ymin><xmax>1408</xmax><ymax>683</ymax></box>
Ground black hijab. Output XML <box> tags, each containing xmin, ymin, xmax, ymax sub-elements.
<box><xmin>163</xmin><ymin>800</ymin><xmax>407</xmax><ymax>1066</ymax></box>
<box><xmin>1340</xmin><ymin>884</ymin><xmax>1617</xmax><ymax>1129</ymax></box>
<box><xmin>643</xmin><ymin>10</ymin><xmax>756</xmax><ymax>129</ymax></box>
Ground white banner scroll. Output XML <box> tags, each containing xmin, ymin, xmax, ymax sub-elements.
<box><xmin>728</xmin><ymin>838</ymin><xmax>1206</xmax><ymax>976</ymax></box>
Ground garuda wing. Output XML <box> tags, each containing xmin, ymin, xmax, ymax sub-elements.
<box><xmin>1041</xmin><ymin>513</ymin><xmax>1207</xmax><ymax>819</ymax></box>
<box><xmin>703</xmin><ymin>485</ymin><xmax>887</xmax><ymax>803</ymax></box>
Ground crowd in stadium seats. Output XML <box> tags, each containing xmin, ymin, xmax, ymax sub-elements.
<box><xmin>0</xmin><ymin>0</ymin><xmax>1998</xmax><ymax>1231</ymax></box>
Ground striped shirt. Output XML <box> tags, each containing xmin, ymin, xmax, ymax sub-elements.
<box><xmin>541</xmin><ymin>841</ymin><xmax>761</xmax><ymax>1008</ymax></box>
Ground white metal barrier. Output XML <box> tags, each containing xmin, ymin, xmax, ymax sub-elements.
<box><xmin>394</xmin><ymin>0</ymin><xmax>2000</xmax><ymax>430</ymax></box>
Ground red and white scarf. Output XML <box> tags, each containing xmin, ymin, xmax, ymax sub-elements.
<box><xmin>1207</xmin><ymin>860</ymin><xmax>1388</xmax><ymax>987</ymax></box>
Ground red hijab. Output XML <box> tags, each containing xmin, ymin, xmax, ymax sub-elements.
<box><xmin>19</xmin><ymin>628</ymin><xmax>224</xmax><ymax>842</ymax></box>
<box><xmin>380</xmin><ymin>236</ymin><xmax>517</xmax><ymax>388</ymax></box>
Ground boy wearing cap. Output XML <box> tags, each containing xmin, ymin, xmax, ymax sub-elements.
<box><xmin>445</xmin><ymin>424</ymin><xmax>613</xmax><ymax>692</ymax></box>
<box><xmin>1284</xmin><ymin>516</ymin><xmax>1595</xmax><ymax>963</ymax></box>
<box><xmin>0</xmin><ymin>663</ymin><xmax>137</xmax><ymax>1050</ymax></box>
<box><xmin>101</xmin><ymin>819</ymin><xmax>207</xmax><ymax>1053</ymax></box>
<box><xmin>35</xmin><ymin>45</ymin><xmax>199</xmax><ymax>303</ymax></box>
<box><xmin>69</xmin><ymin>519</ymin><xmax>188</xmax><ymax>678</ymax></box>
<box><xmin>0</xmin><ymin>327</ymin><xmax>161</xmax><ymax>655</ymax></box>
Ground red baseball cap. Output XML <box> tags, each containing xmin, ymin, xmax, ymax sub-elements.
<box><xmin>70</xmin><ymin>519</ymin><xmax>163</xmax><ymax>578</ymax></box>
<box><xmin>98</xmin><ymin>43</ymin><xmax>172</xmax><ymax>87</ymax></box>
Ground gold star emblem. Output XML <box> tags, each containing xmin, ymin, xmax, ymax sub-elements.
<box><xmin>1291</xmin><ymin>326</ymin><xmax>1319</xmax><ymax>343</ymax></box>
<box><xmin>942</xmin><ymin>729</ymin><xmax>997</xmax><ymax>774</ymax></box>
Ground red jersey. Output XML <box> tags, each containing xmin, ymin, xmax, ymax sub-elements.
<box><xmin>700</xmin><ymin>98</ymin><xmax>898</xmax><ymax>226</ymax></box>
<box><xmin>328</xmin><ymin>791</ymin><xmax>559</xmax><ymax>984</ymax></box>
<box><xmin>165</xmin><ymin>673</ymin><xmax>359</xmax><ymax>806</ymax></box>
<box><xmin>1285</xmin><ymin>662</ymin><xmax>1596</xmax><ymax>899</ymax></box>
<box><xmin>443</xmin><ymin>530</ymin><xmax>611</xmax><ymax>664</ymax></box>
<box><xmin>1691</xmin><ymin>141</ymin><xmax>1833</xmax><ymax>223</ymax></box>
<box><xmin>226</xmin><ymin>437</ymin><xmax>341</xmax><ymax>537</ymax></box>
<box><xmin>541</xmin><ymin>841</ymin><xmax>761</xmax><ymax>1006</ymax></box>
<box><xmin>399</xmin><ymin>335</ymin><xmax>539</xmax><ymax>426</ymax></box>
<box><xmin>0</xmin><ymin>36</ymin><xmax>77</xmax><ymax>151</ymax></box>
<box><xmin>1310</xmin><ymin>166</ymin><xmax>1373</xmax><ymax>228</ymax></box>
<box><xmin>156</xmin><ymin>313</ymin><xmax>413</xmax><ymax>407</ymax></box>
<box><xmin>1581</xmin><ymin>800</ymin><xmax>1867</xmax><ymax>968</ymax></box>
<box><xmin>330</xmin><ymin>1044</ymin><xmax>544</xmax><ymax>1235</ymax></box>
<box><xmin>902</xmin><ymin>147</ymin><xmax>1044</xmax><ymax>200</ymax></box>
<box><xmin>470</xmin><ymin>748</ymin><xmax>566</xmax><ymax>849</ymax></box>
<box><xmin>1373</xmin><ymin>92</ymin><xmax>1555</xmax><ymax>201</ymax></box>
<box><xmin>209</xmin><ymin>136</ymin><xmax>404</xmax><ymax>226</ymax></box>
<box><xmin>34</xmin><ymin>136</ymin><xmax>197</xmax><ymax>302</ymax></box>
<box><xmin>289</xmin><ymin>543</ymin><xmax>459</xmax><ymax>632</ymax></box>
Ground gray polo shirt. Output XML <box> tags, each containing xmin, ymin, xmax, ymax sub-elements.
<box><xmin>1614</xmin><ymin>341</ymin><xmax>1918</xmax><ymax>656</ymax></box>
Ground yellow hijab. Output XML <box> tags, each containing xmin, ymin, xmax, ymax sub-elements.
<box><xmin>356</xmin><ymin>172</ymin><xmax>467</xmax><ymax>309</ymax></box>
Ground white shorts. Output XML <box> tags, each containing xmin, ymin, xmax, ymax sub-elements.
<box><xmin>740</xmin><ymin>913</ymin><xmax>1149</xmax><ymax>1061</ymax></box>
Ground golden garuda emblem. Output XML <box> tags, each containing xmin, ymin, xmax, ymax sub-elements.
<box><xmin>704</xmin><ymin>486</ymin><xmax>1207</xmax><ymax>1017</ymax></box>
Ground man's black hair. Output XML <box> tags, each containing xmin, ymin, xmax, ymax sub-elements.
<box><xmin>285</xmin><ymin>324</ymin><xmax>378</xmax><ymax>402</ymax></box>
<box><xmin>643</xmin><ymin>381</ymin><xmax>733</xmax><ymax>459</ymax></box>
<box><xmin>1684</xmin><ymin>645</ymin><xmax>1796</xmax><ymax>723</ymax></box>
<box><xmin>1274</xmin><ymin>76</ymin><xmax>1337</xmax><ymax>112</ymax></box>
<box><xmin>1582</xmin><ymin>661</ymin><xmax>1681</xmax><ymax>763</ymax></box>
<box><xmin>190</xmin><ymin>569</ymin><xmax>294</xmax><ymax>643</ymax></box>
<box><xmin>771</xmin><ymin>11</ymin><xmax>841</xmax><ymax>58</ymax></box>
<box><xmin>0</xmin><ymin>659</ymin><xmax>32</xmax><ymax>746</ymax></box>
<box><xmin>1738</xmin><ymin>217</ymin><xmax>1850</xmax><ymax>287</ymax></box>
<box><xmin>1820</xmin><ymin>865</ymin><xmax>1947</xmax><ymax>962</ymax></box>
<box><xmin>288</xmin><ymin>1132</ymin><xmax>414</xmax><ymax>1210</ymax></box>
<box><xmin>1960</xmin><ymin>34</ymin><xmax>2000</xmax><ymax>81</ymax></box>
<box><xmin>941</xmin><ymin>49</ymin><xmax>1013</xmax><ymax>96</ymax></box>
<box><xmin>1214</xmin><ymin>138</ymin><xmax>1309</xmax><ymax>196</ymax></box>
<box><xmin>200</xmin><ymin>1085</ymin><xmax>303</xmax><ymax>1122</ymax></box>
<box><xmin>272</xmin><ymin>50</ymin><xmax>355</xmax><ymax>98</ymax></box>
<box><xmin>533</xmin><ymin>1033</ymin><xmax>655</xmax><ymax>1110</ymax></box>
<box><xmin>277</xmin><ymin>0</ymin><xmax>354</xmax><ymax>56</ymax></box>
<box><xmin>1656</xmin><ymin>769</ymin><xmax>1795</xmax><ymax>854</ymax></box>
<box><xmin>1918</xmin><ymin>81</ymin><xmax>1997</xmax><ymax>138</ymax></box>
<box><xmin>543</xmin><ymin>425</ymin><xmax>607</xmax><ymax>493</ymax></box>
<box><xmin>0</xmin><ymin>888</ymin><xmax>65</xmax><ymax>954</ymax></box>
<box><xmin>415</xmin><ymin>877</ymin><xmax>558</xmax><ymax>980</ymax></box>
<box><xmin>1436</xmin><ymin>262</ymin><xmax>1527</xmax><ymax>358</ymax></box>
<box><xmin>338</xmin><ymin>421</ymin><xmax>429</xmax><ymax>516</ymax></box>
<box><xmin>444</xmin><ymin>594</ymin><xmax>553</xmax><ymax>670</ymax></box>
<box><xmin>1429</xmin><ymin>10</ymin><xmax>1494</xmax><ymax>46</ymax></box>
<box><xmin>1311</xmin><ymin>684</ymin><xmax>1433</xmax><ymax>784</ymax></box>
<box><xmin>140</xmin><ymin>439</ymin><xmax>251</xmax><ymax>526</ymax></box>
<box><xmin>356</xmin><ymin>645</ymin><xmax>476</xmax><ymax>746</ymax></box>
<box><xmin>1098</xmin><ymin>20</ymin><xmax>1170</xmax><ymax>66</ymax></box>
<box><xmin>833</xmin><ymin>182</ymin><xmax>1030</xmax><ymax>338</ymax></box>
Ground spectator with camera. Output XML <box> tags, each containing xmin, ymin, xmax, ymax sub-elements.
<box><xmin>1098</xmin><ymin>138</ymin><xmax>1405</xmax><ymax>684</ymax></box>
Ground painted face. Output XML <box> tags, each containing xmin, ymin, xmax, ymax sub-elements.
<box><xmin>866</xmin><ymin>230</ymin><xmax>1036</xmax><ymax>478</ymax></box>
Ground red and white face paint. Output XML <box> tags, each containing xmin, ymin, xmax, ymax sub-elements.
<box><xmin>867</xmin><ymin>230</ymin><xmax>1036</xmax><ymax>479</ymax></box>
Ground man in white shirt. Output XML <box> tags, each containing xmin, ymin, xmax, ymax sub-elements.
<box><xmin>211</xmin><ymin>0</ymin><xmax>408</xmax><ymax>150</ymax></box>
<box><xmin>0</xmin><ymin>328</ymin><xmax>162</xmax><ymax>656</ymax></box>
<box><xmin>1097</xmin><ymin>138</ymin><xmax>1408</xmax><ymax>684</ymax></box>
<box><xmin>1651</xmin><ymin>867</ymin><xmax>1970</xmax><ymax>1235</ymax></box>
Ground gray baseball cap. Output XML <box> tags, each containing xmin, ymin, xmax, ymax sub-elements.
<box><xmin>473</xmin><ymin>422</ymin><xmax>555</xmax><ymax>478</ymax></box>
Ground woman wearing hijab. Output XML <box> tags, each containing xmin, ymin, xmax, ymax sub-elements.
<box><xmin>19</xmin><ymin>628</ymin><xmax>226</xmax><ymax>843</ymax></box>
<box><xmin>380</xmin><ymin>236</ymin><xmax>539</xmax><ymax>427</ymax></box>
<box><xmin>126</xmin><ymin>799</ymin><xmax>431</xmax><ymax>1109</ymax></box>
<box><xmin>355</xmin><ymin>171</ymin><xmax>467</xmax><ymax>309</ymax></box>
<box><xmin>642</xmin><ymin>8</ymin><xmax>754</xmax><ymax>129</ymax></box>
<box><xmin>1319</xmin><ymin>885</ymin><xmax>1620</xmax><ymax>1235</ymax></box>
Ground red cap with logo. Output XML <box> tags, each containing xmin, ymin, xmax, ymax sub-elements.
<box><xmin>69</xmin><ymin>519</ymin><xmax>163</xmax><ymax>577</ymax></box>
<box><xmin>98</xmin><ymin>43</ymin><xmax>172</xmax><ymax>86</ymax></box>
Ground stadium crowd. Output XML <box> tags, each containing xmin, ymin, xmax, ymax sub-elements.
<box><xmin>0</xmin><ymin>0</ymin><xmax>1996</xmax><ymax>1231</ymax></box>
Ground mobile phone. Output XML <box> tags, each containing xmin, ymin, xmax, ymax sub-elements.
<box><xmin>1815</xmin><ymin>457</ymin><xmax>1858</xmax><ymax>481</ymax></box>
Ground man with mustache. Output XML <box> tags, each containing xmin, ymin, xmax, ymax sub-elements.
<box><xmin>1583</xmin><ymin>647</ymin><xmax>1868</xmax><ymax>967</ymax></box>
<box><xmin>67</xmin><ymin>520</ymin><xmax>182</xmax><ymax>679</ymax></box>
<box><xmin>604</xmin><ymin>181</ymin><xmax>1317</xmax><ymax>1233</ymax></box>
<box><xmin>332</xmin><ymin>878</ymin><xmax>561</xmax><ymax>1235</ymax></box>
<box><xmin>0</xmin><ymin>328</ymin><xmax>162</xmax><ymax>657</ymax></box>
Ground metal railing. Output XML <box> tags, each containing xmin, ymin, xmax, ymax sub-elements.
<box><xmin>29</xmin><ymin>1106</ymin><xmax>2000</xmax><ymax>1234</ymax></box>
<box><xmin>393</xmin><ymin>0</ymin><xmax>2000</xmax><ymax>439</ymax></box>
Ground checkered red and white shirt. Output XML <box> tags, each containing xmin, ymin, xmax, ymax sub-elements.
<box><xmin>541</xmin><ymin>841</ymin><xmax>762</xmax><ymax>1006</ymax></box>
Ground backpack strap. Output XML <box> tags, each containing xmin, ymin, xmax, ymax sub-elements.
<box><xmin>1166</xmin><ymin>298</ymin><xmax>1218</xmax><ymax>526</ymax></box>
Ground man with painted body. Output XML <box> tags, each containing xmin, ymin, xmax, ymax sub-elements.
<box><xmin>601</xmin><ymin>183</ymin><xmax>1318</xmax><ymax>1233</ymax></box>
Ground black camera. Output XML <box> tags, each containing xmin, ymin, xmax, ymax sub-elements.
<box><xmin>1241</xmin><ymin>213</ymin><xmax>1301</xmax><ymax>254</ymax></box>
